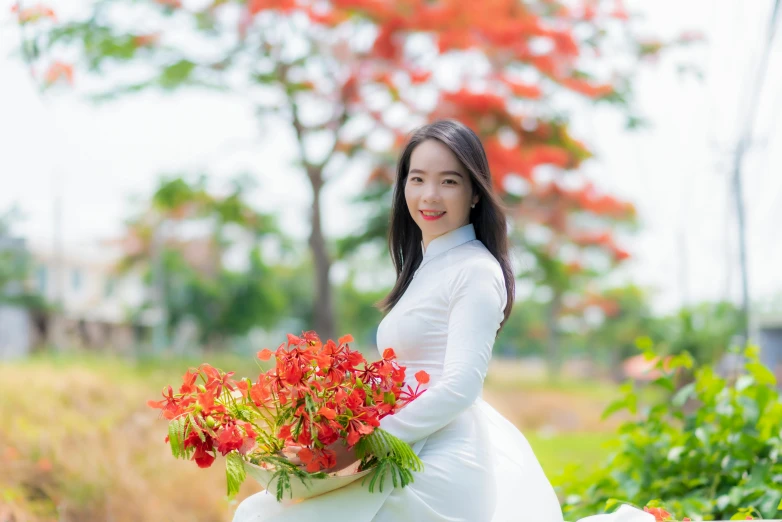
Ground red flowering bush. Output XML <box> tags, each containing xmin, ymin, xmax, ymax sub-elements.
<box><xmin>149</xmin><ymin>331</ymin><xmax>428</xmax><ymax>499</ymax></box>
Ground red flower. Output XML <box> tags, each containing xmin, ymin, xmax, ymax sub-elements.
<box><xmin>249</xmin><ymin>378</ymin><xmax>271</xmax><ymax>406</ymax></box>
<box><xmin>199</xmin><ymin>364</ymin><xmax>236</xmax><ymax>396</ymax></box>
<box><xmin>155</xmin><ymin>0</ymin><xmax>181</xmax><ymax>7</ymax></box>
<box><xmin>409</xmin><ymin>70</ymin><xmax>432</xmax><ymax>84</ymax></box>
<box><xmin>346</xmin><ymin>350</ymin><xmax>365</xmax><ymax>369</ymax></box>
<box><xmin>315</xmin><ymin>420</ymin><xmax>341</xmax><ymax>445</ymax></box>
<box><xmin>183</xmin><ymin>431</ymin><xmax>216</xmax><ymax>468</ymax></box>
<box><xmin>318</xmin><ymin>407</ymin><xmax>337</xmax><ymax>420</ymax></box>
<box><xmin>194</xmin><ymin>446</ymin><xmax>215</xmax><ymax>468</ymax></box>
<box><xmin>391</xmin><ymin>365</ymin><xmax>406</xmax><ymax>383</ymax></box>
<box><xmin>152</xmin><ymin>330</ymin><xmax>424</xmax><ymax>485</ymax></box>
<box><xmin>216</xmin><ymin>422</ymin><xmax>256</xmax><ymax>456</ymax></box>
<box><xmin>296</xmin><ymin>425</ymin><xmax>313</xmax><ymax>446</ymax></box>
<box><xmin>235</xmin><ymin>379</ymin><xmax>250</xmax><ymax>398</ymax></box>
<box><xmin>345</xmin><ymin>417</ymin><xmax>375</xmax><ymax>447</ymax></box>
<box><xmin>346</xmin><ymin>388</ymin><xmax>366</xmax><ymax>410</ymax></box>
<box><xmin>43</xmin><ymin>62</ymin><xmax>73</xmax><ymax>86</ymax></box>
<box><xmin>147</xmin><ymin>386</ymin><xmax>181</xmax><ymax>420</ymax></box>
<box><xmin>132</xmin><ymin>33</ymin><xmax>160</xmax><ymax>47</ymax></box>
<box><xmin>13</xmin><ymin>3</ymin><xmax>57</xmax><ymax>23</ymax></box>
<box><xmin>216</xmin><ymin>423</ymin><xmax>245</xmax><ymax>455</ymax></box>
<box><xmin>301</xmin><ymin>330</ymin><xmax>321</xmax><ymax>346</ymax></box>
<box><xmin>179</xmin><ymin>370</ymin><xmax>198</xmax><ymax>394</ymax></box>
<box><xmin>643</xmin><ymin>507</ymin><xmax>673</xmax><ymax>521</ymax></box>
<box><xmin>197</xmin><ymin>390</ymin><xmax>223</xmax><ymax>416</ymax></box>
<box><xmin>298</xmin><ymin>447</ymin><xmax>337</xmax><ymax>473</ymax></box>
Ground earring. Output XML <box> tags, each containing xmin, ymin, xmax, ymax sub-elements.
<box><xmin>471</xmin><ymin>203</ymin><xmax>476</xmax><ymax>209</ymax></box>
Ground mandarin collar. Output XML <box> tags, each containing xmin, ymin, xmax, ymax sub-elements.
<box><xmin>420</xmin><ymin>223</ymin><xmax>476</xmax><ymax>262</ymax></box>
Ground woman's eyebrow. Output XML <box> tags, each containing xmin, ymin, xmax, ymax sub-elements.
<box><xmin>409</xmin><ymin>169</ymin><xmax>464</xmax><ymax>178</ymax></box>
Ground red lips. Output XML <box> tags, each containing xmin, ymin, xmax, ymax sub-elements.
<box><xmin>420</xmin><ymin>210</ymin><xmax>445</xmax><ymax>221</ymax></box>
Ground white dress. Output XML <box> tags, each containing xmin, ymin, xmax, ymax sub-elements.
<box><xmin>233</xmin><ymin>223</ymin><xmax>565</xmax><ymax>522</ymax></box>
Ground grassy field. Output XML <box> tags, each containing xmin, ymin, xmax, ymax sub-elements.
<box><xmin>1</xmin><ymin>353</ymin><xmax>618</xmax><ymax>521</ymax></box>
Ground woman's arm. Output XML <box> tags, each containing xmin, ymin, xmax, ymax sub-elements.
<box><xmin>378</xmin><ymin>257</ymin><xmax>506</xmax><ymax>445</ymax></box>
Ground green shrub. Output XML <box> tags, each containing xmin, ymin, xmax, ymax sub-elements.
<box><xmin>559</xmin><ymin>341</ymin><xmax>782</xmax><ymax>520</ymax></box>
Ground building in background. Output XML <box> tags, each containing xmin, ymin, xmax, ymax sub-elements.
<box><xmin>25</xmin><ymin>239</ymin><xmax>147</xmax><ymax>353</ymax></box>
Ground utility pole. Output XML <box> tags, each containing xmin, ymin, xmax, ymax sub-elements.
<box><xmin>151</xmin><ymin>217</ymin><xmax>169</xmax><ymax>355</ymax></box>
<box><xmin>52</xmin><ymin>172</ymin><xmax>65</xmax><ymax>351</ymax></box>
<box><xmin>731</xmin><ymin>0</ymin><xmax>781</xmax><ymax>347</ymax></box>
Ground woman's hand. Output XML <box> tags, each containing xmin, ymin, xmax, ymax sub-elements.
<box><xmin>325</xmin><ymin>441</ymin><xmax>358</xmax><ymax>471</ymax></box>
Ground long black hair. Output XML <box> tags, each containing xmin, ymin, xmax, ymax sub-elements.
<box><xmin>377</xmin><ymin>119</ymin><xmax>515</xmax><ymax>331</ymax></box>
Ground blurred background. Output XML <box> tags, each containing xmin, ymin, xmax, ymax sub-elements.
<box><xmin>1</xmin><ymin>0</ymin><xmax>781</xmax><ymax>520</ymax></box>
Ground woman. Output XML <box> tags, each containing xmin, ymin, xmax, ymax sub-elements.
<box><xmin>233</xmin><ymin>120</ymin><xmax>565</xmax><ymax>522</ymax></box>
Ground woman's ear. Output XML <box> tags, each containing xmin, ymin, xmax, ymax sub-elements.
<box><xmin>472</xmin><ymin>193</ymin><xmax>480</xmax><ymax>207</ymax></box>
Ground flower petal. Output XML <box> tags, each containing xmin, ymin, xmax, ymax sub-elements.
<box><xmin>415</xmin><ymin>370</ymin><xmax>430</xmax><ymax>384</ymax></box>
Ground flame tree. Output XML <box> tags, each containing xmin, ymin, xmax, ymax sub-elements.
<box><xmin>13</xmin><ymin>0</ymin><xmax>697</xmax><ymax>354</ymax></box>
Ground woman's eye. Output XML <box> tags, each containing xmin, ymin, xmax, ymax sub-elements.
<box><xmin>443</xmin><ymin>179</ymin><xmax>458</xmax><ymax>185</ymax></box>
<box><xmin>409</xmin><ymin>176</ymin><xmax>422</xmax><ymax>182</ymax></box>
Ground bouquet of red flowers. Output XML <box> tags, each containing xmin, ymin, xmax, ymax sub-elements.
<box><xmin>148</xmin><ymin>331</ymin><xmax>429</xmax><ymax>500</ymax></box>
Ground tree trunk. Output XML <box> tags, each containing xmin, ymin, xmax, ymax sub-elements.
<box><xmin>307</xmin><ymin>167</ymin><xmax>336</xmax><ymax>341</ymax></box>
<box><xmin>545</xmin><ymin>290</ymin><xmax>563</xmax><ymax>381</ymax></box>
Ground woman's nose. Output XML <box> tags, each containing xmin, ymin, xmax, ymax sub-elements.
<box><xmin>422</xmin><ymin>182</ymin><xmax>441</xmax><ymax>202</ymax></box>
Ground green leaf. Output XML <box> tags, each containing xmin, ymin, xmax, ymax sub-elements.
<box><xmin>666</xmin><ymin>446</ymin><xmax>685</xmax><ymax>462</ymax></box>
<box><xmin>735</xmin><ymin>375</ymin><xmax>754</xmax><ymax>391</ymax></box>
<box><xmin>634</xmin><ymin>336</ymin><xmax>654</xmax><ymax>351</ymax></box>
<box><xmin>225</xmin><ymin>452</ymin><xmax>246</xmax><ymax>498</ymax></box>
<box><xmin>651</xmin><ymin>376</ymin><xmax>674</xmax><ymax>392</ymax></box>
<box><xmin>668</xmin><ymin>352</ymin><xmax>694</xmax><ymax>370</ymax></box>
<box><xmin>602</xmin><ymin>398</ymin><xmax>628</xmax><ymax>420</ymax></box>
<box><xmin>168</xmin><ymin>417</ymin><xmax>185</xmax><ymax>458</ymax></box>
<box><xmin>672</xmin><ymin>382</ymin><xmax>695</xmax><ymax>407</ymax></box>
<box><xmin>159</xmin><ymin>59</ymin><xmax>196</xmax><ymax>89</ymax></box>
<box><xmin>745</xmin><ymin>345</ymin><xmax>761</xmax><ymax>360</ymax></box>
<box><xmin>746</xmin><ymin>362</ymin><xmax>776</xmax><ymax>386</ymax></box>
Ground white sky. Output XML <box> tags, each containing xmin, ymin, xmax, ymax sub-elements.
<box><xmin>0</xmin><ymin>0</ymin><xmax>780</xmax><ymax>314</ymax></box>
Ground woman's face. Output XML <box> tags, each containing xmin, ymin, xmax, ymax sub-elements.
<box><xmin>405</xmin><ymin>139</ymin><xmax>479</xmax><ymax>250</ymax></box>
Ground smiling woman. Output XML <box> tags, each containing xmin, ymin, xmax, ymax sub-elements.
<box><xmin>404</xmin><ymin>139</ymin><xmax>479</xmax><ymax>250</ymax></box>
<box><xmin>232</xmin><ymin>120</ymin><xmax>564</xmax><ymax>522</ymax></box>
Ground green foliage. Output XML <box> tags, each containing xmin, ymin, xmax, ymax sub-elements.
<box><xmin>494</xmin><ymin>298</ymin><xmax>548</xmax><ymax>356</ymax></box>
<box><xmin>585</xmin><ymin>285</ymin><xmax>658</xmax><ymax>365</ymax></box>
<box><xmin>167</xmin><ymin>416</ymin><xmax>187</xmax><ymax>459</ymax></box>
<box><xmin>656</xmin><ymin>301</ymin><xmax>743</xmax><ymax>365</ymax></box>
<box><xmin>124</xmin><ymin>176</ymin><xmax>290</xmax><ymax>347</ymax></box>
<box><xmin>225</xmin><ymin>452</ymin><xmax>246</xmax><ymax>498</ymax></box>
<box><xmin>336</xmin><ymin>274</ymin><xmax>388</xmax><ymax>350</ymax></box>
<box><xmin>161</xmin><ymin>248</ymin><xmax>287</xmax><ymax>341</ymax></box>
<box><xmin>0</xmin><ymin>207</ymin><xmax>47</xmax><ymax>310</ymax></box>
<box><xmin>335</xmin><ymin>182</ymin><xmax>393</xmax><ymax>260</ymax></box>
<box><xmin>355</xmin><ymin>428</ymin><xmax>424</xmax><ymax>493</ymax></box>
<box><xmin>559</xmin><ymin>343</ymin><xmax>782</xmax><ymax>521</ymax></box>
<box><xmin>248</xmin><ymin>454</ymin><xmax>327</xmax><ymax>501</ymax></box>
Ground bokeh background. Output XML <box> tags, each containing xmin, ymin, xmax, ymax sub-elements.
<box><xmin>1</xmin><ymin>0</ymin><xmax>781</xmax><ymax>520</ymax></box>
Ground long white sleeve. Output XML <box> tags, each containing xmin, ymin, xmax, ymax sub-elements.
<box><xmin>378</xmin><ymin>257</ymin><xmax>506</xmax><ymax>445</ymax></box>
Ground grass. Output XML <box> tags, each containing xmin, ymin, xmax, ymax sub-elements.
<box><xmin>1</xmin><ymin>353</ymin><xmax>619</xmax><ymax>521</ymax></box>
<box><xmin>526</xmin><ymin>432</ymin><xmax>615</xmax><ymax>487</ymax></box>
